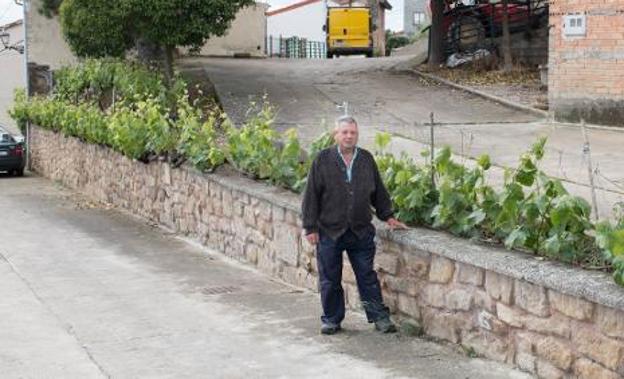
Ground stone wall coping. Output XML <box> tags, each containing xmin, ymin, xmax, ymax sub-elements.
<box><xmin>199</xmin><ymin>165</ymin><xmax>624</xmax><ymax>311</ymax></box>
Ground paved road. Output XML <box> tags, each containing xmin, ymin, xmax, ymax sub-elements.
<box><xmin>186</xmin><ymin>56</ymin><xmax>624</xmax><ymax>219</ymax></box>
<box><xmin>0</xmin><ymin>174</ymin><xmax>531</xmax><ymax>378</ymax></box>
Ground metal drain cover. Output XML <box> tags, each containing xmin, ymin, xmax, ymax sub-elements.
<box><xmin>201</xmin><ymin>286</ymin><xmax>240</xmax><ymax>295</ymax></box>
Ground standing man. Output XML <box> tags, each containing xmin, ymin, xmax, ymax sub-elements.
<box><xmin>302</xmin><ymin>115</ymin><xmax>407</xmax><ymax>335</ymax></box>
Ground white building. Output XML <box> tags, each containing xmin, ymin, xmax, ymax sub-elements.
<box><xmin>267</xmin><ymin>0</ymin><xmax>326</xmax><ymax>41</ymax></box>
<box><xmin>0</xmin><ymin>20</ymin><xmax>25</xmax><ymax>134</ymax></box>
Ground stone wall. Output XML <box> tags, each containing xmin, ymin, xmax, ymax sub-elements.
<box><xmin>31</xmin><ymin>126</ymin><xmax>624</xmax><ymax>379</ymax></box>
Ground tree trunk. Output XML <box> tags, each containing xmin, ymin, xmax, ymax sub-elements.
<box><xmin>162</xmin><ymin>45</ymin><xmax>175</xmax><ymax>87</ymax></box>
<box><xmin>136</xmin><ymin>38</ymin><xmax>163</xmax><ymax>67</ymax></box>
<box><xmin>501</xmin><ymin>0</ymin><xmax>513</xmax><ymax>72</ymax></box>
<box><xmin>429</xmin><ymin>0</ymin><xmax>445</xmax><ymax>69</ymax></box>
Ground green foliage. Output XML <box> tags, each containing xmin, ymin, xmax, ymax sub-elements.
<box><xmin>60</xmin><ymin>0</ymin><xmax>134</xmax><ymax>58</ymax></box>
<box><xmin>226</xmin><ymin>101</ymin><xmax>279</xmax><ymax>179</ymax></box>
<box><xmin>108</xmin><ymin>98</ymin><xmax>177</xmax><ymax>160</ymax></box>
<box><xmin>177</xmin><ymin>103</ymin><xmax>227</xmax><ymax>172</ymax></box>
<box><xmin>58</xmin><ymin>0</ymin><xmax>254</xmax><ymax>59</ymax></box>
<box><xmin>431</xmin><ymin>147</ymin><xmax>492</xmax><ymax>237</ymax></box>
<box><xmin>596</xmin><ymin>207</ymin><xmax>624</xmax><ymax>285</ymax></box>
<box><xmin>53</xmin><ymin>58</ymin><xmax>183</xmax><ymax>109</ymax></box>
<box><xmin>385</xmin><ymin>30</ymin><xmax>411</xmax><ymax>56</ymax></box>
<box><xmin>375</xmin><ymin>134</ymin><xmax>437</xmax><ymax>225</ymax></box>
<box><xmin>225</xmin><ymin>100</ymin><xmax>314</xmax><ymax>192</ymax></box>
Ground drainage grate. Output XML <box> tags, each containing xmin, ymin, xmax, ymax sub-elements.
<box><xmin>201</xmin><ymin>286</ymin><xmax>240</xmax><ymax>296</ymax></box>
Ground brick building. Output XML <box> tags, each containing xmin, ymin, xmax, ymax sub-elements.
<box><xmin>549</xmin><ymin>0</ymin><xmax>624</xmax><ymax>126</ymax></box>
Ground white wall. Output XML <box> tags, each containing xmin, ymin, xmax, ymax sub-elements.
<box><xmin>267</xmin><ymin>2</ymin><xmax>326</xmax><ymax>41</ymax></box>
<box><xmin>195</xmin><ymin>4</ymin><xmax>269</xmax><ymax>57</ymax></box>
<box><xmin>27</xmin><ymin>0</ymin><xmax>76</xmax><ymax>70</ymax></box>
<box><xmin>0</xmin><ymin>22</ymin><xmax>25</xmax><ymax>134</ymax></box>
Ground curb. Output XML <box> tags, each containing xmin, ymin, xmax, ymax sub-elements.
<box><xmin>411</xmin><ymin>69</ymin><xmax>550</xmax><ymax>119</ymax></box>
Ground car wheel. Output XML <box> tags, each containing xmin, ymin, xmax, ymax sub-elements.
<box><xmin>14</xmin><ymin>168</ymin><xmax>24</xmax><ymax>177</ymax></box>
<box><xmin>448</xmin><ymin>15</ymin><xmax>486</xmax><ymax>53</ymax></box>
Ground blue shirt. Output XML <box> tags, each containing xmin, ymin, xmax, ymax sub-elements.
<box><xmin>337</xmin><ymin>145</ymin><xmax>359</xmax><ymax>183</ymax></box>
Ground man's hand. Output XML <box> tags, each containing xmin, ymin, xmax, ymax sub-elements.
<box><xmin>305</xmin><ymin>232</ymin><xmax>320</xmax><ymax>245</ymax></box>
<box><xmin>387</xmin><ymin>218</ymin><xmax>408</xmax><ymax>230</ymax></box>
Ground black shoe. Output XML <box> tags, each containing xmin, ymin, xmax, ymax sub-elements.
<box><xmin>374</xmin><ymin>318</ymin><xmax>397</xmax><ymax>333</ymax></box>
<box><xmin>321</xmin><ymin>323</ymin><xmax>341</xmax><ymax>335</ymax></box>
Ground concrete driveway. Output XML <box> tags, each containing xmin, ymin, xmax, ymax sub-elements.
<box><xmin>0</xmin><ymin>174</ymin><xmax>531</xmax><ymax>378</ymax></box>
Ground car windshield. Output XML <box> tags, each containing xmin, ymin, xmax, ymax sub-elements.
<box><xmin>0</xmin><ymin>134</ymin><xmax>15</xmax><ymax>143</ymax></box>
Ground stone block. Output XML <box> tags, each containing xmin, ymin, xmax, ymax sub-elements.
<box><xmin>573</xmin><ymin>358</ymin><xmax>620</xmax><ymax>379</ymax></box>
<box><xmin>272</xmin><ymin>204</ymin><xmax>286</xmax><ymax>221</ymax></box>
<box><xmin>422</xmin><ymin>283</ymin><xmax>447</xmax><ymax>308</ymax></box>
<box><xmin>536</xmin><ymin>359</ymin><xmax>565</xmax><ymax>379</ymax></box>
<box><xmin>497</xmin><ymin>303</ymin><xmax>524</xmax><ymax>328</ymax></box>
<box><xmin>485</xmin><ymin>271</ymin><xmax>514</xmax><ymax>305</ymax></box>
<box><xmin>596</xmin><ymin>305</ymin><xmax>624</xmax><ymax>340</ymax></box>
<box><xmin>342</xmin><ymin>262</ymin><xmax>357</xmax><ymax>284</ymax></box>
<box><xmin>535</xmin><ymin>337</ymin><xmax>573</xmax><ymax>370</ymax></box>
<box><xmin>256</xmin><ymin>201</ymin><xmax>272</xmax><ymax>222</ymax></box>
<box><xmin>243</xmin><ymin>206</ymin><xmax>256</xmax><ymax>227</ymax></box>
<box><xmin>397</xmin><ymin>293</ymin><xmax>421</xmax><ymax>318</ymax></box>
<box><xmin>572</xmin><ymin>326</ymin><xmax>624</xmax><ymax>372</ymax></box>
<box><xmin>549</xmin><ymin>290</ymin><xmax>594</xmax><ymax>321</ymax></box>
<box><xmin>477</xmin><ymin>310</ymin><xmax>508</xmax><ymax>335</ymax></box>
<box><xmin>515</xmin><ymin>352</ymin><xmax>536</xmax><ymax>374</ymax></box>
<box><xmin>523</xmin><ymin>313</ymin><xmax>571</xmax><ymax>339</ymax></box>
<box><xmin>446</xmin><ymin>288</ymin><xmax>473</xmax><ymax>311</ymax></box>
<box><xmin>422</xmin><ymin>308</ymin><xmax>460</xmax><ymax>343</ymax></box>
<box><xmin>285</xmin><ymin>209</ymin><xmax>299</xmax><ymax>226</ymax></box>
<box><xmin>273</xmin><ymin>223</ymin><xmax>300</xmax><ymax>267</ymax></box>
<box><xmin>399</xmin><ymin>252</ymin><xmax>429</xmax><ymax>278</ymax></box>
<box><xmin>456</xmin><ymin>263</ymin><xmax>484</xmax><ymax>286</ymax></box>
<box><xmin>428</xmin><ymin>256</ymin><xmax>454</xmax><ymax>283</ymax></box>
<box><xmin>375</xmin><ymin>252</ymin><xmax>399</xmax><ymax>275</ymax></box>
<box><xmin>382</xmin><ymin>275</ymin><xmax>422</xmax><ymax>297</ymax></box>
<box><xmin>461</xmin><ymin>331</ymin><xmax>512</xmax><ymax>363</ymax></box>
<box><xmin>473</xmin><ymin>290</ymin><xmax>496</xmax><ymax>313</ymax></box>
<box><xmin>514</xmin><ymin>280</ymin><xmax>550</xmax><ymax>317</ymax></box>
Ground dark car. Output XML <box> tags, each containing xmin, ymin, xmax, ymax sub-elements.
<box><xmin>0</xmin><ymin>131</ymin><xmax>25</xmax><ymax>176</ymax></box>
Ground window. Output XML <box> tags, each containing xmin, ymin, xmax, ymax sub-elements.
<box><xmin>413</xmin><ymin>11</ymin><xmax>425</xmax><ymax>26</ymax></box>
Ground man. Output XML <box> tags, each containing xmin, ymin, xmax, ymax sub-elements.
<box><xmin>302</xmin><ymin>115</ymin><xmax>407</xmax><ymax>335</ymax></box>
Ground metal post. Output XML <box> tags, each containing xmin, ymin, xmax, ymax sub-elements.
<box><xmin>22</xmin><ymin>0</ymin><xmax>31</xmax><ymax>171</ymax></box>
<box><xmin>430</xmin><ymin>112</ymin><xmax>436</xmax><ymax>188</ymax></box>
<box><xmin>581</xmin><ymin>119</ymin><xmax>600</xmax><ymax>220</ymax></box>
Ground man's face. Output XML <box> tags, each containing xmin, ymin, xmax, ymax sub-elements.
<box><xmin>336</xmin><ymin>122</ymin><xmax>359</xmax><ymax>150</ymax></box>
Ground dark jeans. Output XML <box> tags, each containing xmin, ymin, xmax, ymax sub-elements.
<box><xmin>317</xmin><ymin>229</ymin><xmax>390</xmax><ymax>325</ymax></box>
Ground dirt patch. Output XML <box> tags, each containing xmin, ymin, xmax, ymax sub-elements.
<box><xmin>419</xmin><ymin>65</ymin><xmax>548</xmax><ymax>110</ymax></box>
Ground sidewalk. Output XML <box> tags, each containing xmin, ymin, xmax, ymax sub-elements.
<box><xmin>0</xmin><ymin>175</ymin><xmax>530</xmax><ymax>378</ymax></box>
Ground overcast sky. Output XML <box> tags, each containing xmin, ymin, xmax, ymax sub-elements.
<box><xmin>0</xmin><ymin>0</ymin><xmax>403</xmax><ymax>31</ymax></box>
<box><xmin>0</xmin><ymin>0</ymin><xmax>22</xmax><ymax>26</ymax></box>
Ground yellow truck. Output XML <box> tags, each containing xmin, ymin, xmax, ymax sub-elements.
<box><xmin>324</xmin><ymin>5</ymin><xmax>374</xmax><ymax>58</ymax></box>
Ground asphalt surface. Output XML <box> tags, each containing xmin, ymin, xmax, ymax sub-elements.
<box><xmin>0</xmin><ymin>174</ymin><xmax>531</xmax><ymax>378</ymax></box>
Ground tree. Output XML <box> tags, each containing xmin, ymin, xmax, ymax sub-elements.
<box><xmin>428</xmin><ymin>0</ymin><xmax>445</xmax><ymax>69</ymax></box>
<box><xmin>500</xmin><ymin>0</ymin><xmax>513</xmax><ymax>72</ymax></box>
<box><xmin>56</xmin><ymin>0</ymin><xmax>254</xmax><ymax>83</ymax></box>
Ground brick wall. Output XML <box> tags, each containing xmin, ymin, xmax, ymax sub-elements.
<box><xmin>548</xmin><ymin>0</ymin><xmax>624</xmax><ymax>126</ymax></box>
<box><xmin>31</xmin><ymin>126</ymin><xmax>624</xmax><ymax>378</ymax></box>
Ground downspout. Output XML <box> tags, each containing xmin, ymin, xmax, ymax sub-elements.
<box><xmin>20</xmin><ymin>0</ymin><xmax>31</xmax><ymax>170</ymax></box>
